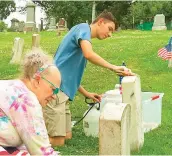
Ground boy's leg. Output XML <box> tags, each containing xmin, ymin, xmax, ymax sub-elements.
<box><xmin>43</xmin><ymin>91</ymin><xmax>69</xmax><ymax>146</ymax></box>
<box><xmin>65</xmin><ymin>101</ymin><xmax>72</xmax><ymax>140</ymax></box>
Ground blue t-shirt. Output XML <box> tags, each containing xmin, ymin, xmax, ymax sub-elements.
<box><xmin>54</xmin><ymin>23</ymin><xmax>91</xmax><ymax>100</ymax></box>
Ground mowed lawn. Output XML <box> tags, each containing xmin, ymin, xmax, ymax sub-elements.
<box><xmin>0</xmin><ymin>30</ymin><xmax>172</xmax><ymax>155</ymax></box>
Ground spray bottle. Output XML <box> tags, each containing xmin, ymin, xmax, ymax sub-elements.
<box><xmin>119</xmin><ymin>61</ymin><xmax>126</xmax><ymax>84</ymax></box>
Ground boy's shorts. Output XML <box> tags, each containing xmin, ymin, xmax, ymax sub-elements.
<box><xmin>43</xmin><ymin>91</ymin><xmax>71</xmax><ymax>137</ymax></box>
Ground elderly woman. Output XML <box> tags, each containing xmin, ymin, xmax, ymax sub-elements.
<box><xmin>0</xmin><ymin>51</ymin><xmax>61</xmax><ymax>155</ymax></box>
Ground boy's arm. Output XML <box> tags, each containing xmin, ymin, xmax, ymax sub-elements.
<box><xmin>78</xmin><ymin>85</ymin><xmax>101</xmax><ymax>102</ymax></box>
<box><xmin>80</xmin><ymin>40</ymin><xmax>133</xmax><ymax>76</ymax></box>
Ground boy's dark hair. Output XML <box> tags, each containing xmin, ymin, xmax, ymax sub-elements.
<box><xmin>92</xmin><ymin>10</ymin><xmax>118</xmax><ymax>30</ymax></box>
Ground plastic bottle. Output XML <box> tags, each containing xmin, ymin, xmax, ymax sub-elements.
<box><xmin>119</xmin><ymin>61</ymin><xmax>126</xmax><ymax>84</ymax></box>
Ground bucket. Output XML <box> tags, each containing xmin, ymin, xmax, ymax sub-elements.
<box><xmin>142</xmin><ymin>92</ymin><xmax>164</xmax><ymax>133</ymax></box>
<box><xmin>100</xmin><ymin>89</ymin><xmax>122</xmax><ymax>112</ymax></box>
<box><xmin>83</xmin><ymin>103</ymin><xmax>100</xmax><ymax>137</ymax></box>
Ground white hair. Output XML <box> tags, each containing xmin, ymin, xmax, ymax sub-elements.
<box><xmin>21</xmin><ymin>50</ymin><xmax>53</xmax><ymax>79</ymax></box>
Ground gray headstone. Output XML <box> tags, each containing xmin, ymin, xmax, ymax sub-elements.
<box><xmin>18</xmin><ymin>21</ymin><xmax>25</xmax><ymax>32</ymax></box>
<box><xmin>47</xmin><ymin>17</ymin><xmax>56</xmax><ymax>31</ymax></box>
<box><xmin>25</xmin><ymin>0</ymin><xmax>36</xmax><ymax>32</ymax></box>
<box><xmin>11</xmin><ymin>18</ymin><xmax>19</xmax><ymax>32</ymax></box>
<box><xmin>152</xmin><ymin>14</ymin><xmax>167</xmax><ymax>30</ymax></box>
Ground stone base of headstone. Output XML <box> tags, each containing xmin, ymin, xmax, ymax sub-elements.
<box><xmin>56</xmin><ymin>27</ymin><xmax>68</xmax><ymax>36</ymax></box>
<box><xmin>10</xmin><ymin>37</ymin><xmax>24</xmax><ymax>64</ymax></box>
<box><xmin>152</xmin><ymin>26</ymin><xmax>167</xmax><ymax>30</ymax></box>
<box><xmin>122</xmin><ymin>76</ymin><xmax>144</xmax><ymax>152</ymax></box>
<box><xmin>168</xmin><ymin>59</ymin><xmax>172</xmax><ymax>68</ymax></box>
<box><xmin>25</xmin><ymin>22</ymin><xmax>36</xmax><ymax>32</ymax></box>
<box><xmin>99</xmin><ymin>103</ymin><xmax>131</xmax><ymax>155</ymax></box>
<box><xmin>47</xmin><ymin>26</ymin><xmax>56</xmax><ymax>31</ymax></box>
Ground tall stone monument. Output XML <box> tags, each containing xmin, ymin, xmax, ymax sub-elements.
<box><xmin>152</xmin><ymin>14</ymin><xmax>167</xmax><ymax>30</ymax></box>
<box><xmin>25</xmin><ymin>0</ymin><xmax>36</xmax><ymax>32</ymax></box>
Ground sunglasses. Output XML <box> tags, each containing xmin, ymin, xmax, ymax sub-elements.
<box><xmin>41</xmin><ymin>76</ymin><xmax>59</xmax><ymax>94</ymax></box>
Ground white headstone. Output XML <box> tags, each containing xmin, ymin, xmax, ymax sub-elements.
<box><xmin>10</xmin><ymin>37</ymin><xmax>24</xmax><ymax>64</ymax></box>
<box><xmin>122</xmin><ymin>76</ymin><xmax>144</xmax><ymax>152</ymax></box>
<box><xmin>152</xmin><ymin>14</ymin><xmax>167</xmax><ymax>30</ymax></box>
<box><xmin>99</xmin><ymin>103</ymin><xmax>131</xmax><ymax>155</ymax></box>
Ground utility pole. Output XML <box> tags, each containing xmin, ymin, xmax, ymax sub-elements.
<box><xmin>92</xmin><ymin>1</ymin><xmax>96</xmax><ymax>22</ymax></box>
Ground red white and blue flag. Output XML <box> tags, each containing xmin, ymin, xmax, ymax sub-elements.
<box><xmin>158</xmin><ymin>37</ymin><xmax>172</xmax><ymax>60</ymax></box>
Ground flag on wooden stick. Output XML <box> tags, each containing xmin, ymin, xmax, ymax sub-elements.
<box><xmin>158</xmin><ymin>37</ymin><xmax>172</xmax><ymax>60</ymax></box>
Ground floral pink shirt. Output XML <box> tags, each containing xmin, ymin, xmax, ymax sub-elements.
<box><xmin>0</xmin><ymin>80</ymin><xmax>58</xmax><ymax>155</ymax></box>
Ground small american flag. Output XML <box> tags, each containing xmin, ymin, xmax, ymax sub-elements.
<box><xmin>158</xmin><ymin>37</ymin><xmax>172</xmax><ymax>60</ymax></box>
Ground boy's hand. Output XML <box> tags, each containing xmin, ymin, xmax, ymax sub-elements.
<box><xmin>112</xmin><ymin>65</ymin><xmax>135</xmax><ymax>76</ymax></box>
<box><xmin>85</xmin><ymin>92</ymin><xmax>102</xmax><ymax>103</ymax></box>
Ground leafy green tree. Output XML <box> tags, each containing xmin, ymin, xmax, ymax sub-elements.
<box><xmin>0</xmin><ymin>1</ymin><xmax>15</xmax><ymax>20</ymax></box>
<box><xmin>34</xmin><ymin>1</ymin><xmax>92</xmax><ymax>29</ymax></box>
<box><xmin>0</xmin><ymin>21</ymin><xmax>6</xmax><ymax>32</ymax></box>
<box><xmin>96</xmin><ymin>1</ymin><xmax>131</xmax><ymax>26</ymax></box>
<box><xmin>127</xmin><ymin>1</ymin><xmax>172</xmax><ymax>26</ymax></box>
<box><xmin>34</xmin><ymin>1</ymin><xmax>131</xmax><ymax>29</ymax></box>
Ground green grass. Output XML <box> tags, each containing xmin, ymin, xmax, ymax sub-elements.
<box><xmin>0</xmin><ymin>30</ymin><xmax>172</xmax><ymax>155</ymax></box>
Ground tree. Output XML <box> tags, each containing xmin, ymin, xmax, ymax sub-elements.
<box><xmin>34</xmin><ymin>1</ymin><xmax>131</xmax><ymax>29</ymax></box>
<box><xmin>96</xmin><ymin>1</ymin><xmax>131</xmax><ymax>26</ymax></box>
<box><xmin>128</xmin><ymin>1</ymin><xmax>172</xmax><ymax>25</ymax></box>
<box><xmin>34</xmin><ymin>1</ymin><xmax>92</xmax><ymax>29</ymax></box>
<box><xmin>0</xmin><ymin>1</ymin><xmax>15</xmax><ymax>20</ymax></box>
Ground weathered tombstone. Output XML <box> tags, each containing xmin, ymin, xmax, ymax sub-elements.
<box><xmin>99</xmin><ymin>103</ymin><xmax>131</xmax><ymax>155</ymax></box>
<box><xmin>32</xmin><ymin>34</ymin><xmax>40</xmax><ymax>50</ymax></box>
<box><xmin>58</xmin><ymin>18</ymin><xmax>65</xmax><ymax>28</ymax></box>
<box><xmin>25</xmin><ymin>0</ymin><xmax>36</xmax><ymax>32</ymax></box>
<box><xmin>18</xmin><ymin>21</ymin><xmax>25</xmax><ymax>32</ymax></box>
<box><xmin>10</xmin><ymin>37</ymin><xmax>24</xmax><ymax>64</ymax></box>
<box><xmin>47</xmin><ymin>17</ymin><xmax>56</xmax><ymax>31</ymax></box>
<box><xmin>11</xmin><ymin>18</ymin><xmax>19</xmax><ymax>32</ymax></box>
<box><xmin>122</xmin><ymin>76</ymin><xmax>144</xmax><ymax>152</ymax></box>
<box><xmin>152</xmin><ymin>14</ymin><xmax>167</xmax><ymax>30</ymax></box>
<box><xmin>56</xmin><ymin>18</ymin><xmax>68</xmax><ymax>36</ymax></box>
